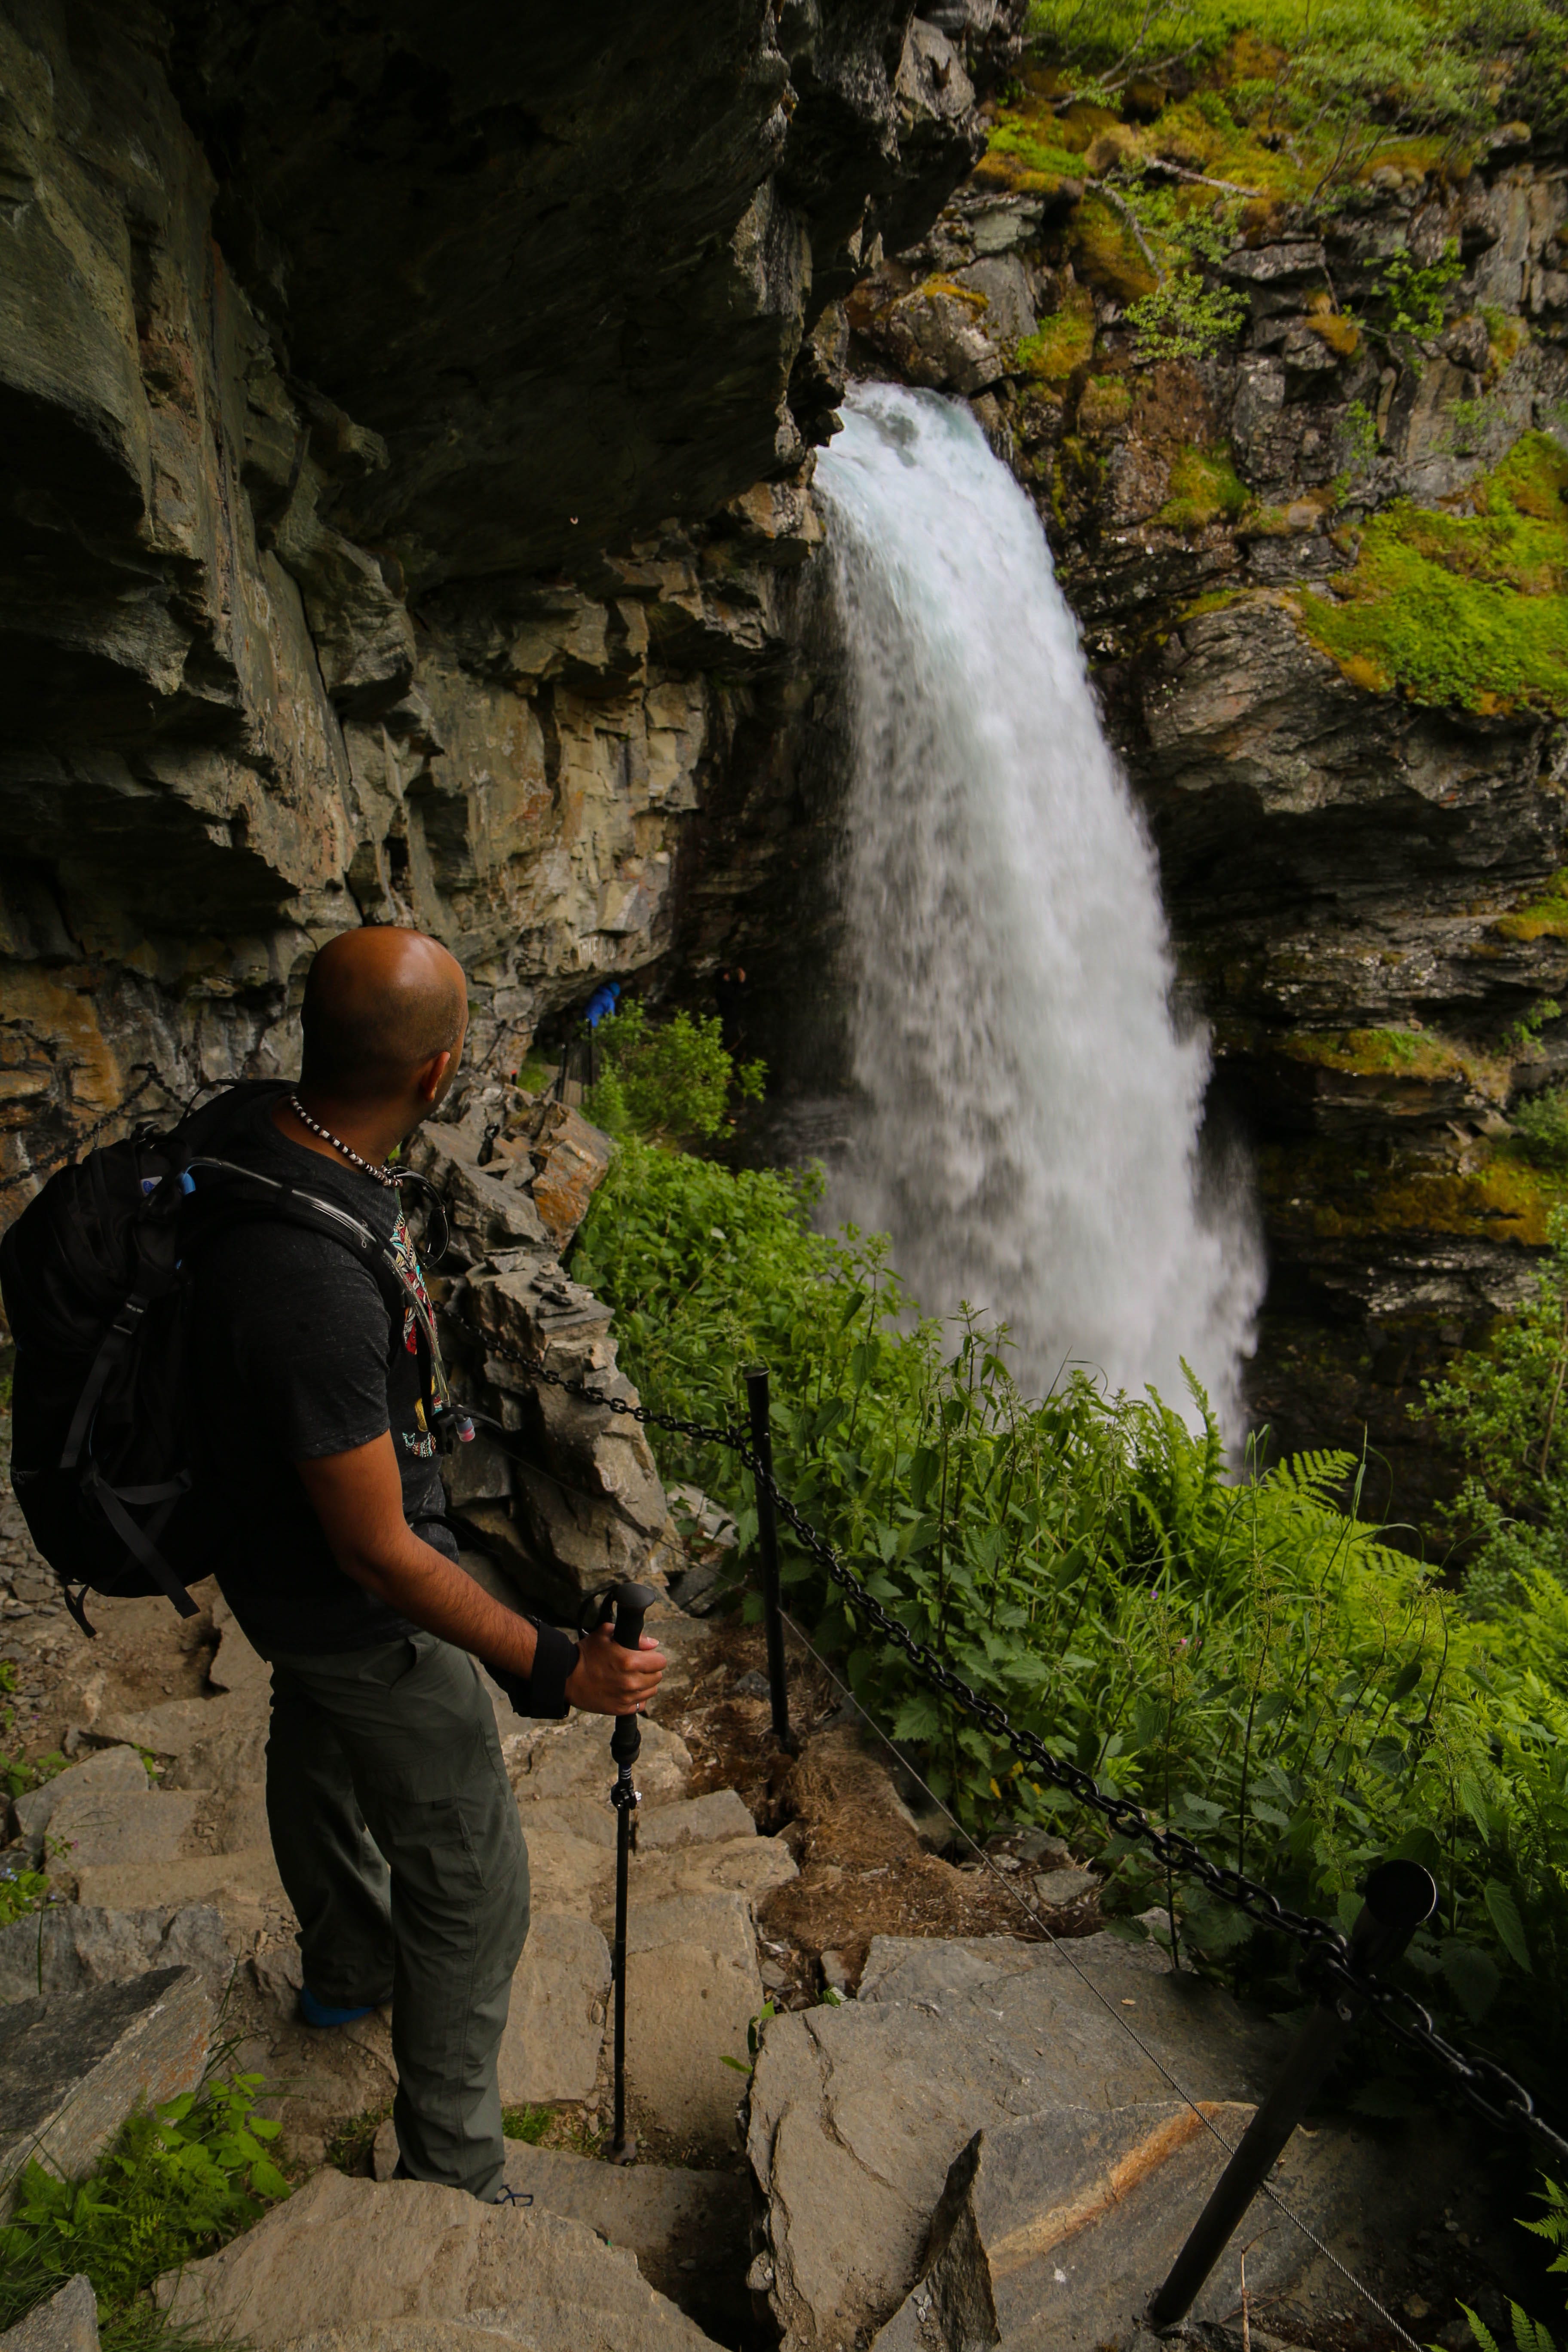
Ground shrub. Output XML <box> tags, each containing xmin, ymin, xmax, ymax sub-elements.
<box><xmin>1516</xmin><ymin>1087</ymin><xmax>1568</xmax><ymax>1172</ymax></box>
<box><xmin>0</xmin><ymin>2073</ymin><xmax>288</xmax><ymax>2342</ymax></box>
<box><xmin>1126</xmin><ymin>272</ymin><xmax>1249</xmax><ymax>364</ymax></box>
<box><xmin>582</xmin><ymin>1001</ymin><xmax>764</xmax><ymax>1146</ymax></box>
<box><xmin>581</xmin><ymin>1140</ymin><xmax>1568</xmax><ymax>2086</ymax></box>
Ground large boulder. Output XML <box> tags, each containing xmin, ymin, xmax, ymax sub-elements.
<box><xmin>746</xmin><ymin>1933</ymin><xmax>1470</xmax><ymax>2351</ymax></box>
<box><xmin>160</xmin><ymin>2167</ymin><xmax>723</xmax><ymax>2352</ymax></box>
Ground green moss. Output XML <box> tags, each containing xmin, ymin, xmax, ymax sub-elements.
<box><xmin>1078</xmin><ymin>374</ymin><xmax>1131</xmax><ymax>432</ymax></box>
<box><xmin>1264</xmin><ymin>1137</ymin><xmax>1568</xmax><ymax>1249</ymax></box>
<box><xmin>1179</xmin><ymin>586</ymin><xmax>1248</xmax><ymax>621</ymax></box>
<box><xmin>1281</xmin><ymin>1026</ymin><xmax>1461</xmax><ymax>1078</ymax></box>
<box><xmin>1155</xmin><ymin>444</ymin><xmax>1250</xmax><ymax>532</ymax></box>
<box><xmin>1016</xmin><ymin>289</ymin><xmax>1096</xmax><ymax>384</ymax></box>
<box><xmin>1280</xmin><ymin>1024</ymin><xmax>1512</xmax><ymax>1100</ymax></box>
<box><xmin>1295</xmin><ymin>432</ymin><xmax>1568</xmax><ymax>714</ymax></box>
<box><xmin>1497</xmin><ymin>871</ymin><xmax>1568</xmax><ymax>943</ymax></box>
<box><xmin>1072</xmin><ymin>195</ymin><xmax>1158</xmax><ymax>302</ymax></box>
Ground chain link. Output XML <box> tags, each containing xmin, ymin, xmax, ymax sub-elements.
<box><xmin>443</xmin><ymin>1303</ymin><xmax>1568</xmax><ymax>2166</ymax></box>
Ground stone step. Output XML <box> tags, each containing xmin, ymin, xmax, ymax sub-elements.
<box><xmin>74</xmin><ymin>1844</ymin><xmax>286</xmax><ymax>1920</ymax></box>
<box><xmin>8</xmin><ymin>1744</ymin><xmax>148</xmax><ymax>1848</ymax></box>
<box><xmin>159</xmin><ymin>2166</ymin><xmax>724</xmax><ymax>2352</ymax></box>
<box><xmin>0</xmin><ymin>1901</ymin><xmax>233</xmax><ymax>2007</ymax></box>
<box><xmin>0</xmin><ymin>1967</ymin><xmax>213</xmax><ymax>2215</ymax></box>
<box><xmin>622</xmin><ymin>1890</ymin><xmax>765</xmax><ymax>2155</ymax></box>
<box><xmin>367</xmin><ymin>2129</ymin><xmax>750</xmax><ymax>2337</ymax></box>
<box><xmin>499</xmin><ymin>1911</ymin><xmax>611</xmax><ymax>2104</ymax></box>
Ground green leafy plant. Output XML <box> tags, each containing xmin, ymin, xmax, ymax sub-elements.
<box><xmin>583</xmin><ymin>1001</ymin><xmax>764</xmax><ymax>1146</ymax></box>
<box><xmin>1516</xmin><ymin>1087</ymin><xmax>1568</xmax><ymax>1172</ymax></box>
<box><xmin>719</xmin><ymin>1998</ymin><xmax>779</xmax><ymax>2079</ymax></box>
<box><xmin>1374</xmin><ymin>238</ymin><xmax>1465</xmax><ymax>341</ymax></box>
<box><xmin>1464</xmin><ymin>2173</ymin><xmax>1568</xmax><ymax>2352</ymax></box>
<box><xmin>579</xmin><ymin>1137</ymin><xmax>1568</xmax><ymax>2082</ymax></box>
<box><xmin>1419</xmin><ymin>1211</ymin><xmax>1568</xmax><ymax>1608</ymax></box>
<box><xmin>1126</xmin><ymin>272</ymin><xmax>1250</xmax><ymax>363</ymax></box>
<box><xmin>0</xmin><ymin>2073</ymin><xmax>288</xmax><ymax>2340</ymax></box>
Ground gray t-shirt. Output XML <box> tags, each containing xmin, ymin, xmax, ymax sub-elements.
<box><xmin>187</xmin><ymin>1092</ymin><xmax>453</xmax><ymax>1654</ymax></box>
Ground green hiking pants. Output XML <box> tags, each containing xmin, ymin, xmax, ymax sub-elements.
<box><xmin>261</xmin><ymin>1630</ymin><xmax>529</xmax><ymax>2202</ymax></box>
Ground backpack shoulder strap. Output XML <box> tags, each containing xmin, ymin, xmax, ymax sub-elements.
<box><xmin>184</xmin><ymin>1159</ymin><xmax>447</xmax><ymax>1408</ymax></box>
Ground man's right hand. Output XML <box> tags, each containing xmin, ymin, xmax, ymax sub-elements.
<box><xmin>565</xmin><ymin>1623</ymin><xmax>666</xmax><ymax>1718</ymax></box>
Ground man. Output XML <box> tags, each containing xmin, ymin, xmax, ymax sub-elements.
<box><xmin>189</xmin><ymin>926</ymin><xmax>665</xmax><ymax>2202</ymax></box>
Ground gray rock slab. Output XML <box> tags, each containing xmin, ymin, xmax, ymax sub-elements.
<box><xmin>503</xmin><ymin>1713</ymin><xmax>690</xmax><ymax>1812</ymax></box>
<box><xmin>160</xmin><ymin>2165</ymin><xmax>723</xmax><ymax>2351</ymax></box>
<box><xmin>1031</xmin><ymin>1866</ymin><xmax>1096</xmax><ymax>1910</ymax></box>
<box><xmin>748</xmin><ymin>1934</ymin><xmax>1289</xmax><ymax>2350</ymax></box>
<box><xmin>74</xmin><ymin>1845</ymin><xmax>285</xmax><ymax>1919</ymax></box>
<box><xmin>622</xmin><ymin>1891</ymin><xmax>764</xmax><ymax>2154</ymax></box>
<box><xmin>0</xmin><ymin>1966</ymin><xmax>213</xmax><ymax>2214</ymax></box>
<box><xmin>0</xmin><ymin>2275</ymin><xmax>98</xmax><ymax>2352</ymax></box>
<box><xmin>871</xmin><ymin>2097</ymin><xmax>1469</xmax><ymax>2352</ymax></box>
<box><xmin>619</xmin><ymin>1833</ymin><xmax>797</xmax><ymax>1918</ymax></box>
<box><xmin>0</xmin><ymin>1903</ymin><xmax>233</xmax><ymax>2007</ymax></box>
<box><xmin>498</xmin><ymin>1911</ymin><xmax>609</xmax><ymax>2104</ymax></box>
<box><xmin>47</xmin><ymin>1787</ymin><xmax>199</xmax><ymax>1874</ymax></box>
<box><xmin>10</xmin><ymin>1749</ymin><xmax>147</xmax><ymax>1845</ymax></box>
<box><xmin>637</xmin><ymin>1790</ymin><xmax>754</xmax><ymax>1853</ymax></box>
<box><xmin>497</xmin><ymin>2141</ymin><xmax>750</xmax><ymax>2333</ymax></box>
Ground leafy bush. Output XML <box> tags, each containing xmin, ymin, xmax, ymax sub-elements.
<box><xmin>582</xmin><ymin>1001</ymin><xmax>763</xmax><ymax>1146</ymax></box>
<box><xmin>1419</xmin><ymin>1213</ymin><xmax>1568</xmax><ymax>1607</ymax></box>
<box><xmin>0</xmin><ymin>2073</ymin><xmax>288</xmax><ymax>2342</ymax></box>
<box><xmin>580</xmin><ymin>1139</ymin><xmax>1568</xmax><ymax>2084</ymax></box>
<box><xmin>1126</xmin><ymin>273</ymin><xmax>1250</xmax><ymax>364</ymax></box>
<box><xmin>1516</xmin><ymin>1087</ymin><xmax>1568</xmax><ymax>1173</ymax></box>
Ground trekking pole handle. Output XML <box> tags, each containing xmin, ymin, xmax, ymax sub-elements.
<box><xmin>609</xmin><ymin>1580</ymin><xmax>657</xmax><ymax>1767</ymax></box>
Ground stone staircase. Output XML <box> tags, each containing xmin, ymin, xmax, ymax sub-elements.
<box><xmin>1</xmin><ymin>1586</ymin><xmax>1497</xmax><ymax>2352</ymax></box>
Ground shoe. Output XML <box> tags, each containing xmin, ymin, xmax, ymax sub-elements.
<box><xmin>299</xmin><ymin>1983</ymin><xmax>375</xmax><ymax>2028</ymax></box>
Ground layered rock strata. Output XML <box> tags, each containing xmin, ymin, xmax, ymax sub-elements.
<box><xmin>0</xmin><ymin>0</ymin><xmax>991</xmax><ymax>1206</ymax></box>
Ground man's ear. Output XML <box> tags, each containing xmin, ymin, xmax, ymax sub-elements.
<box><xmin>415</xmin><ymin>1048</ymin><xmax>452</xmax><ymax>1108</ymax></box>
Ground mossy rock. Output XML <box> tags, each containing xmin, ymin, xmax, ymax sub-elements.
<box><xmin>1016</xmin><ymin>289</ymin><xmax>1096</xmax><ymax>385</ymax></box>
<box><xmin>1155</xmin><ymin>443</ymin><xmax>1249</xmax><ymax>533</ymax></box>
<box><xmin>1295</xmin><ymin>432</ymin><xmax>1568</xmax><ymax>715</ymax></box>
<box><xmin>1495</xmin><ymin>870</ymin><xmax>1568</xmax><ymax>943</ymax></box>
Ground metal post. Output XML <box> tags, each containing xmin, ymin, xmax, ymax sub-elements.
<box><xmin>745</xmin><ymin>1365</ymin><xmax>793</xmax><ymax>1751</ymax></box>
<box><xmin>606</xmin><ymin>1578</ymin><xmax>657</xmax><ymax>2165</ymax></box>
<box><xmin>1147</xmin><ymin>1860</ymin><xmax>1436</xmax><ymax>2331</ymax></box>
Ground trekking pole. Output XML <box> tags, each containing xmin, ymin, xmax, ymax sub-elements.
<box><xmin>744</xmin><ymin>1366</ymin><xmax>794</xmax><ymax>1752</ymax></box>
<box><xmin>1147</xmin><ymin>1859</ymin><xmax>1437</xmax><ymax>2330</ymax></box>
<box><xmin>605</xmin><ymin>1578</ymin><xmax>657</xmax><ymax>2165</ymax></box>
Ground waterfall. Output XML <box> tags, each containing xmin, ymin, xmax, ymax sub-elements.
<box><xmin>815</xmin><ymin>382</ymin><xmax>1262</xmax><ymax>1426</ymax></box>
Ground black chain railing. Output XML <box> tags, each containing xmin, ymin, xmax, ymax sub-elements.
<box><xmin>446</xmin><ymin>1298</ymin><xmax>1568</xmax><ymax>2168</ymax></box>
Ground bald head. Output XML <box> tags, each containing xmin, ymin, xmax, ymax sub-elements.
<box><xmin>300</xmin><ymin>928</ymin><xmax>467</xmax><ymax>1107</ymax></box>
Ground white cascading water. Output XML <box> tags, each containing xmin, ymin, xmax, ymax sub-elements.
<box><xmin>815</xmin><ymin>383</ymin><xmax>1263</xmax><ymax>1426</ymax></box>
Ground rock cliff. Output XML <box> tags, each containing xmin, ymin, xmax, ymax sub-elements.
<box><xmin>0</xmin><ymin>0</ymin><xmax>992</xmax><ymax>1197</ymax></box>
<box><xmin>842</xmin><ymin>77</ymin><xmax>1568</xmax><ymax>1513</ymax></box>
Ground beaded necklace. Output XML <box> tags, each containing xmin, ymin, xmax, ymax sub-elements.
<box><xmin>288</xmin><ymin>1093</ymin><xmax>399</xmax><ymax>1189</ymax></box>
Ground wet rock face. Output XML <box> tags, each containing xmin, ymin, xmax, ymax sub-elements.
<box><xmin>0</xmin><ymin>0</ymin><xmax>987</xmax><ymax>1202</ymax></box>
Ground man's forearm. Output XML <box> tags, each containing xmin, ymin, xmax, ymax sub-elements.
<box><xmin>347</xmin><ymin>1528</ymin><xmax>541</xmax><ymax>1678</ymax></box>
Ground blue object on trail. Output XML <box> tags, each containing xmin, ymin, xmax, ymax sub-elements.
<box><xmin>299</xmin><ymin>1984</ymin><xmax>376</xmax><ymax>2028</ymax></box>
<box><xmin>582</xmin><ymin>980</ymin><xmax>621</xmax><ymax>1028</ymax></box>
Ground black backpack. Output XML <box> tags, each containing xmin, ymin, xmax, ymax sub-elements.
<box><xmin>0</xmin><ymin>1081</ymin><xmax>453</xmax><ymax>1634</ymax></box>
